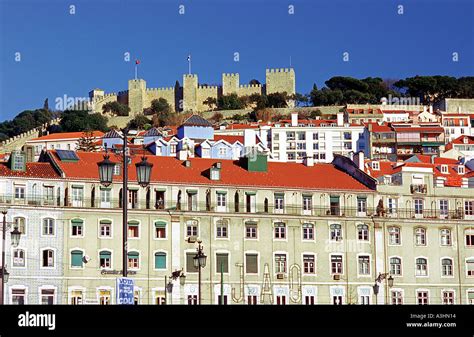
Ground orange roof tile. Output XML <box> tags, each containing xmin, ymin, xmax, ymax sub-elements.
<box><xmin>0</xmin><ymin>162</ymin><xmax>60</xmax><ymax>179</ymax></box>
<box><xmin>29</xmin><ymin>131</ymin><xmax>104</xmax><ymax>142</ymax></box>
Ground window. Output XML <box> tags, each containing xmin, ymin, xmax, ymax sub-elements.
<box><xmin>155</xmin><ymin>295</ymin><xmax>166</xmax><ymax>305</ymax></box>
<box><xmin>467</xmin><ymin>258</ymin><xmax>474</xmax><ymax>276</ymax></box>
<box><xmin>99</xmin><ymin>290</ymin><xmax>111</xmax><ymax>305</ymax></box>
<box><xmin>414</xmin><ymin>199</ymin><xmax>424</xmax><ymax>215</ymax></box>
<box><xmin>155</xmin><ymin>221</ymin><xmax>166</xmax><ymax>239</ymax></box>
<box><xmin>442</xmin><ymin>291</ymin><xmax>455</xmax><ymax>305</ymax></box>
<box><xmin>245</xmin><ymin>253</ymin><xmax>258</xmax><ymax>274</ymax></box>
<box><xmin>417</xmin><ymin>291</ymin><xmax>429</xmax><ymax>305</ymax></box>
<box><xmin>128</xmin><ymin>251</ymin><xmax>139</xmax><ymax>269</ymax></box>
<box><xmin>187</xmin><ymin>295</ymin><xmax>198</xmax><ymax>305</ymax></box>
<box><xmin>276</xmin><ymin>295</ymin><xmax>287</xmax><ymax>305</ymax></box>
<box><xmin>70</xmin><ymin>290</ymin><xmax>83</xmax><ymax>305</ymax></box>
<box><xmin>14</xmin><ymin>186</ymin><xmax>25</xmax><ymax>199</ymax></box>
<box><xmin>371</xmin><ymin>161</ymin><xmax>380</xmax><ymax>170</ymax></box>
<box><xmin>275</xmin><ymin>254</ymin><xmax>287</xmax><ymax>273</ymax></box>
<box><xmin>304</xmin><ymin>296</ymin><xmax>315</xmax><ymax>305</ymax></box>
<box><xmin>286</xmin><ymin>131</ymin><xmax>295</xmax><ymax>140</ymax></box>
<box><xmin>359</xmin><ymin>294</ymin><xmax>370</xmax><ymax>305</ymax></box>
<box><xmin>464</xmin><ymin>201</ymin><xmax>473</xmax><ymax>216</ymax></box>
<box><xmin>96</xmin><ymin>250</ymin><xmax>111</xmax><ymax>269</ymax></box>
<box><xmin>44</xmin><ymin>186</ymin><xmax>54</xmax><ymax>202</ymax></box>
<box><xmin>357</xmin><ymin>197</ymin><xmax>367</xmax><ymax>213</ymax></box>
<box><xmin>113</xmin><ymin>164</ymin><xmax>121</xmax><ymax>176</ymax></box>
<box><xmin>154</xmin><ymin>252</ymin><xmax>166</xmax><ymax>270</ymax></box>
<box><xmin>357</xmin><ymin>224</ymin><xmax>369</xmax><ymax>241</ymax></box>
<box><xmin>245</xmin><ymin>222</ymin><xmax>257</xmax><ymax>239</ymax></box>
<box><xmin>71</xmin><ymin>219</ymin><xmax>83</xmax><ymax>237</ymax></box>
<box><xmin>439</xmin><ymin>200</ymin><xmax>449</xmax><ymax>216</ymax></box>
<box><xmin>358</xmin><ymin>256</ymin><xmax>370</xmax><ymax>275</ymax></box>
<box><xmin>216</xmin><ymin>220</ymin><xmax>228</xmax><ymax>238</ymax></box>
<box><xmin>13</xmin><ymin>217</ymin><xmax>26</xmax><ymax>235</ymax></box>
<box><xmin>42</xmin><ymin>249</ymin><xmax>54</xmax><ymax>268</ymax></box>
<box><xmin>127</xmin><ymin>221</ymin><xmax>139</xmax><ymax>238</ymax></box>
<box><xmin>466</xmin><ymin>229</ymin><xmax>474</xmax><ymax>246</ymax></box>
<box><xmin>186</xmin><ymin>252</ymin><xmax>199</xmax><ymax>273</ymax></box>
<box><xmin>387</xmin><ymin>198</ymin><xmax>397</xmax><ymax>214</ymax></box>
<box><xmin>12</xmin><ymin>248</ymin><xmax>25</xmax><ymax>267</ymax></box>
<box><xmin>416</xmin><ymin>258</ymin><xmax>428</xmax><ymax>276</ymax></box>
<box><xmin>441</xmin><ymin>165</ymin><xmax>448</xmax><ymax>174</ymax></box>
<box><xmin>388</xmin><ymin>227</ymin><xmax>401</xmax><ymax>245</ymax></box>
<box><xmin>330</xmin><ymin>224</ymin><xmax>342</xmax><ymax>241</ymax></box>
<box><xmin>71</xmin><ymin>250</ymin><xmax>83</xmax><ymax>268</ymax></box>
<box><xmin>170</xmin><ymin>144</ymin><xmax>177</xmax><ymax>154</ymax></box>
<box><xmin>440</xmin><ymin>229</ymin><xmax>451</xmax><ymax>246</ymax></box>
<box><xmin>42</xmin><ymin>218</ymin><xmax>55</xmax><ymax>236</ymax></box>
<box><xmin>391</xmin><ymin>290</ymin><xmax>403</xmax><ymax>305</ymax></box>
<box><xmin>99</xmin><ymin>220</ymin><xmax>112</xmax><ymax>237</ymax></box>
<box><xmin>218</xmin><ymin>147</ymin><xmax>227</xmax><ymax>156</ymax></box>
<box><xmin>313</xmin><ymin>132</ymin><xmax>319</xmax><ymax>140</ymax></box>
<box><xmin>216</xmin><ymin>253</ymin><xmax>229</xmax><ymax>273</ymax></box>
<box><xmin>11</xmin><ymin>289</ymin><xmax>26</xmax><ymax>305</ymax></box>
<box><xmin>302</xmin><ymin>223</ymin><xmax>314</xmax><ymax>240</ymax></box>
<box><xmin>390</xmin><ymin>257</ymin><xmax>401</xmax><ymax>275</ymax></box>
<box><xmin>217</xmin><ymin>295</ymin><xmax>228</xmax><ymax>305</ymax></box>
<box><xmin>330</xmin><ymin>196</ymin><xmax>340</xmax><ymax>215</ymax></box>
<box><xmin>71</xmin><ymin>186</ymin><xmax>84</xmax><ymax>206</ymax></box>
<box><xmin>100</xmin><ymin>188</ymin><xmax>111</xmax><ymax>207</ymax></box>
<box><xmin>186</xmin><ymin>220</ymin><xmax>198</xmax><ymax>237</ymax></box>
<box><xmin>414</xmin><ymin>227</ymin><xmax>426</xmax><ymax>246</ymax></box>
<box><xmin>331</xmin><ymin>255</ymin><xmax>343</xmax><ymax>274</ymax></box>
<box><xmin>274</xmin><ymin>222</ymin><xmax>286</xmax><ymax>239</ymax></box>
<box><xmin>216</xmin><ymin>192</ymin><xmax>227</xmax><ymax>209</ymax></box>
<box><xmin>303</xmin><ymin>195</ymin><xmax>312</xmax><ymax>211</ymax></box>
<box><xmin>441</xmin><ymin>258</ymin><xmax>453</xmax><ymax>276</ymax></box>
<box><xmin>303</xmin><ymin>255</ymin><xmax>315</xmax><ymax>274</ymax></box>
<box><xmin>41</xmin><ymin>289</ymin><xmax>55</xmax><ymax>305</ymax></box>
<box><xmin>274</xmin><ymin>194</ymin><xmax>284</xmax><ymax>212</ymax></box>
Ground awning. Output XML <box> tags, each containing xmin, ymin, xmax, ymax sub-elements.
<box><xmin>245</xmin><ymin>191</ymin><xmax>257</xmax><ymax>196</ymax></box>
<box><xmin>154</xmin><ymin>221</ymin><xmax>166</xmax><ymax>228</ymax></box>
<box><xmin>187</xmin><ymin>190</ymin><xmax>198</xmax><ymax>195</ymax></box>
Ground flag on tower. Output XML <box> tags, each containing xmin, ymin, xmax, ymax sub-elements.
<box><xmin>187</xmin><ymin>55</ymin><xmax>191</xmax><ymax>61</ymax></box>
<box><xmin>135</xmin><ymin>59</ymin><xmax>140</xmax><ymax>65</ymax></box>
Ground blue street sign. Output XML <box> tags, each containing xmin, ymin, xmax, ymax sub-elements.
<box><xmin>116</xmin><ymin>277</ymin><xmax>134</xmax><ymax>305</ymax></box>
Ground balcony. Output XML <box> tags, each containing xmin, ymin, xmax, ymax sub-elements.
<box><xmin>410</xmin><ymin>184</ymin><xmax>427</xmax><ymax>194</ymax></box>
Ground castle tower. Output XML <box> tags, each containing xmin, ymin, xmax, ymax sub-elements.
<box><xmin>222</xmin><ymin>73</ymin><xmax>239</xmax><ymax>95</ymax></box>
<box><xmin>183</xmin><ymin>74</ymin><xmax>198</xmax><ymax>112</ymax></box>
<box><xmin>128</xmin><ymin>79</ymin><xmax>147</xmax><ymax>115</ymax></box>
<box><xmin>265</xmin><ymin>68</ymin><xmax>296</xmax><ymax>107</ymax></box>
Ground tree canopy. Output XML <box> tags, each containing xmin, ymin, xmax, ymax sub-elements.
<box><xmin>102</xmin><ymin>101</ymin><xmax>130</xmax><ymax>116</ymax></box>
<box><xmin>59</xmin><ymin>110</ymin><xmax>109</xmax><ymax>132</ymax></box>
<box><xmin>0</xmin><ymin>109</ymin><xmax>52</xmax><ymax>142</ymax></box>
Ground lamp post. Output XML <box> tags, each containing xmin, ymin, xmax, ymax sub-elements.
<box><xmin>193</xmin><ymin>240</ymin><xmax>207</xmax><ymax>304</ymax></box>
<box><xmin>165</xmin><ymin>269</ymin><xmax>186</xmax><ymax>304</ymax></box>
<box><xmin>97</xmin><ymin>129</ymin><xmax>153</xmax><ymax>279</ymax></box>
<box><xmin>372</xmin><ymin>272</ymin><xmax>394</xmax><ymax>305</ymax></box>
<box><xmin>1</xmin><ymin>209</ymin><xmax>22</xmax><ymax>305</ymax></box>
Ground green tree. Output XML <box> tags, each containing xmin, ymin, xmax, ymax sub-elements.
<box><xmin>203</xmin><ymin>97</ymin><xmax>217</xmax><ymax>111</ymax></box>
<box><xmin>60</xmin><ymin>110</ymin><xmax>109</xmax><ymax>132</ymax></box>
<box><xmin>267</xmin><ymin>92</ymin><xmax>288</xmax><ymax>108</ymax></box>
<box><xmin>151</xmin><ymin>98</ymin><xmax>171</xmax><ymax>114</ymax></box>
<box><xmin>210</xmin><ymin>112</ymin><xmax>224</xmax><ymax>123</ymax></box>
<box><xmin>102</xmin><ymin>101</ymin><xmax>130</xmax><ymax>116</ymax></box>
<box><xmin>126</xmin><ymin>114</ymin><xmax>152</xmax><ymax>130</ymax></box>
<box><xmin>218</xmin><ymin>93</ymin><xmax>245</xmax><ymax>110</ymax></box>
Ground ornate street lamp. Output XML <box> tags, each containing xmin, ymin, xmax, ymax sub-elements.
<box><xmin>179</xmin><ymin>273</ymin><xmax>186</xmax><ymax>286</ymax></box>
<box><xmin>135</xmin><ymin>156</ymin><xmax>153</xmax><ymax>188</ymax></box>
<box><xmin>11</xmin><ymin>227</ymin><xmax>21</xmax><ymax>248</ymax></box>
<box><xmin>387</xmin><ymin>275</ymin><xmax>394</xmax><ymax>288</ymax></box>
<box><xmin>97</xmin><ymin>153</ymin><xmax>115</xmax><ymax>187</ymax></box>
<box><xmin>1</xmin><ymin>269</ymin><xmax>9</xmax><ymax>283</ymax></box>
<box><xmin>372</xmin><ymin>282</ymin><xmax>379</xmax><ymax>296</ymax></box>
<box><xmin>193</xmin><ymin>241</ymin><xmax>207</xmax><ymax>304</ymax></box>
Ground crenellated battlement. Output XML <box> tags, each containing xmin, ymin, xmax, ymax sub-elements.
<box><xmin>266</xmin><ymin>68</ymin><xmax>294</xmax><ymax>73</ymax></box>
<box><xmin>223</xmin><ymin>73</ymin><xmax>239</xmax><ymax>77</ymax></box>
<box><xmin>146</xmin><ymin>87</ymin><xmax>174</xmax><ymax>92</ymax></box>
<box><xmin>184</xmin><ymin>74</ymin><xmax>197</xmax><ymax>78</ymax></box>
<box><xmin>198</xmin><ymin>85</ymin><xmax>219</xmax><ymax>90</ymax></box>
<box><xmin>239</xmin><ymin>84</ymin><xmax>261</xmax><ymax>89</ymax></box>
<box><xmin>118</xmin><ymin>90</ymin><xmax>128</xmax><ymax>96</ymax></box>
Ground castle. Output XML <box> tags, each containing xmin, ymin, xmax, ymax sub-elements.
<box><xmin>89</xmin><ymin>68</ymin><xmax>296</xmax><ymax>115</ymax></box>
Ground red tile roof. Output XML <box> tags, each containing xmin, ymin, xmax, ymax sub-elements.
<box><xmin>365</xmin><ymin>122</ymin><xmax>393</xmax><ymax>133</ymax></box>
<box><xmin>29</xmin><ymin>131</ymin><xmax>104</xmax><ymax>142</ymax></box>
<box><xmin>214</xmin><ymin>135</ymin><xmax>244</xmax><ymax>144</ymax></box>
<box><xmin>0</xmin><ymin>162</ymin><xmax>60</xmax><ymax>179</ymax></box>
<box><xmin>451</xmin><ymin>135</ymin><xmax>474</xmax><ymax>145</ymax></box>
<box><xmin>48</xmin><ymin>151</ymin><xmax>373</xmax><ymax>191</ymax></box>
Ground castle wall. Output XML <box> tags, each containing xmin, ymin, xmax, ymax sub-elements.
<box><xmin>146</xmin><ymin>87</ymin><xmax>176</xmax><ymax>111</ymax></box>
<box><xmin>93</xmin><ymin>93</ymin><xmax>118</xmax><ymax>114</ymax></box>
<box><xmin>196</xmin><ymin>85</ymin><xmax>219</xmax><ymax>111</ymax></box>
<box><xmin>183</xmin><ymin>74</ymin><xmax>198</xmax><ymax>112</ymax></box>
<box><xmin>128</xmin><ymin>79</ymin><xmax>147</xmax><ymax>115</ymax></box>
<box><xmin>222</xmin><ymin>73</ymin><xmax>239</xmax><ymax>95</ymax></box>
<box><xmin>237</xmin><ymin>84</ymin><xmax>262</xmax><ymax>97</ymax></box>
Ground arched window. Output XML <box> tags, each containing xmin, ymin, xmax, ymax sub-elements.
<box><xmin>234</xmin><ymin>192</ymin><xmax>239</xmax><ymax>213</ymax></box>
<box><xmin>330</xmin><ymin>224</ymin><xmax>342</xmax><ymax>241</ymax></box>
<box><xmin>388</xmin><ymin>226</ymin><xmax>401</xmax><ymax>245</ymax></box>
<box><xmin>357</xmin><ymin>224</ymin><xmax>369</xmax><ymax>241</ymax></box>
<box><xmin>154</xmin><ymin>252</ymin><xmax>166</xmax><ymax>269</ymax></box>
<box><xmin>390</xmin><ymin>257</ymin><xmax>401</xmax><ymax>275</ymax></box>
<box><xmin>12</xmin><ymin>248</ymin><xmax>26</xmax><ymax>267</ymax></box>
<box><xmin>440</xmin><ymin>229</ymin><xmax>451</xmax><ymax>246</ymax></box>
<box><xmin>441</xmin><ymin>258</ymin><xmax>453</xmax><ymax>276</ymax></box>
<box><xmin>42</xmin><ymin>249</ymin><xmax>54</xmax><ymax>267</ymax></box>
<box><xmin>415</xmin><ymin>258</ymin><xmax>428</xmax><ymax>276</ymax></box>
<box><xmin>465</xmin><ymin>228</ymin><xmax>474</xmax><ymax>246</ymax></box>
<box><xmin>42</xmin><ymin>218</ymin><xmax>55</xmax><ymax>236</ymax></box>
<box><xmin>99</xmin><ymin>251</ymin><xmax>111</xmax><ymax>269</ymax></box>
<box><xmin>414</xmin><ymin>227</ymin><xmax>426</xmax><ymax>246</ymax></box>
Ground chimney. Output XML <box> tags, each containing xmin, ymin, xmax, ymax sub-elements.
<box><xmin>178</xmin><ymin>149</ymin><xmax>188</xmax><ymax>160</ymax></box>
<box><xmin>354</xmin><ymin>151</ymin><xmax>364</xmax><ymax>171</ymax></box>
<box><xmin>244</xmin><ymin>129</ymin><xmax>256</xmax><ymax>148</ymax></box>
<box><xmin>423</xmin><ymin>106</ymin><xmax>427</xmax><ymax>113</ymax></box>
<box><xmin>429</xmin><ymin>105</ymin><xmax>433</xmax><ymax>114</ymax></box>
<box><xmin>304</xmin><ymin>156</ymin><xmax>314</xmax><ymax>167</ymax></box>
<box><xmin>337</xmin><ymin>112</ymin><xmax>344</xmax><ymax>127</ymax></box>
<box><xmin>291</xmin><ymin>112</ymin><xmax>298</xmax><ymax>127</ymax></box>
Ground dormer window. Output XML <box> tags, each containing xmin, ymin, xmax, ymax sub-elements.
<box><xmin>371</xmin><ymin>161</ymin><xmax>380</xmax><ymax>171</ymax></box>
<box><xmin>210</xmin><ymin>167</ymin><xmax>221</xmax><ymax>181</ymax></box>
<box><xmin>441</xmin><ymin>165</ymin><xmax>448</xmax><ymax>174</ymax></box>
<box><xmin>458</xmin><ymin>166</ymin><xmax>465</xmax><ymax>175</ymax></box>
<box><xmin>464</xmin><ymin>137</ymin><xmax>469</xmax><ymax>144</ymax></box>
<box><xmin>113</xmin><ymin>164</ymin><xmax>121</xmax><ymax>176</ymax></box>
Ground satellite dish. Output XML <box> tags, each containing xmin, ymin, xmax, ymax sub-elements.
<box><xmin>83</xmin><ymin>255</ymin><xmax>91</xmax><ymax>263</ymax></box>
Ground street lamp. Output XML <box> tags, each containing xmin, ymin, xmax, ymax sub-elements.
<box><xmin>373</xmin><ymin>273</ymin><xmax>394</xmax><ymax>302</ymax></box>
<box><xmin>97</xmin><ymin>129</ymin><xmax>153</xmax><ymax>278</ymax></box>
<box><xmin>165</xmin><ymin>269</ymin><xmax>186</xmax><ymax>304</ymax></box>
<box><xmin>193</xmin><ymin>240</ymin><xmax>207</xmax><ymax>304</ymax></box>
<box><xmin>1</xmin><ymin>209</ymin><xmax>22</xmax><ymax>304</ymax></box>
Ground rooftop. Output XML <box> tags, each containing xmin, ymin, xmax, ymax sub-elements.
<box><xmin>29</xmin><ymin>131</ymin><xmax>104</xmax><ymax>142</ymax></box>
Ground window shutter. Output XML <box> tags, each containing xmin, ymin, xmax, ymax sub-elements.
<box><xmin>246</xmin><ymin>254</ymin><xmax>258</xmax><ymax>274</ymax></box>
<box><xmin>155</xmin><ymin>253</ymin><xmax>166</xmax><ymax>269</ymax></box>
<box><xmin>71</xmin><ymin>251</ymin><xmax>83</xmax><ymax>267</ymax></box>
<box><xmin>216</xmin><ymin>253</ymin><xmax>229</xmax><ymax>273</ymax></box>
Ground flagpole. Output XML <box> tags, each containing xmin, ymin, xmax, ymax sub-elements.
<box><xmin>135</xmin><ymin>63</ymin><xmax>138</xmax><ymax>80</ymax></box>
<box><xmin>188</xmin><ymin>55</ymin><xmax>191</xmax><ymax>75</ymax></box>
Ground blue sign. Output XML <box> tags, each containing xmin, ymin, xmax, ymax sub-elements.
<box><xmin>116</xmin><ymin>277</ymin><xmax>134</xmax><ymax>305</ymax></box>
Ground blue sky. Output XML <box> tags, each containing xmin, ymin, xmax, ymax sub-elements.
<box><xmin>0</xmin><ymin>0</ymin><xmax>473</xmax><ymax>121</ymax></box>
